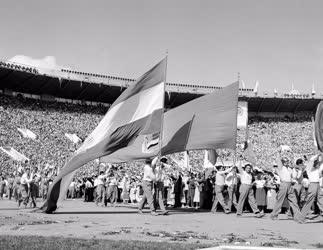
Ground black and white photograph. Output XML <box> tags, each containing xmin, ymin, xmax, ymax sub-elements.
<box><xmin>0</xmin><ymin>1</ymin><xmax>323</xmax><ymax>249</ymax></box>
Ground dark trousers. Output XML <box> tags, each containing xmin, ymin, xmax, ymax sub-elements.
<box><xmin>8</xmin><ymin>187</ymin><xmax>13</xmax><ymax>200</ymax></box>
<box><xmin>29</xmin><ymin>183</ymin><xmax>37</xmax><ymax>208</ymax></box>
<box><xmin>188</xmin><ymin>188</ymin><xmax>195</xmax><ymax>207</ymax></box>
<box><xmin>163</xmin><ymin>186</ymin><xmax>168</xmax><ymax>205</ymax></box>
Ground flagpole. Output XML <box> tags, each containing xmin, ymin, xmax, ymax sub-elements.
<box><xmin>158</xmin><ymin>52</ymin><xmax>168</xmax><ymax>159</ymax></box>
<box><xmin>233</xmin><ymin>82</ymin><xmax>239</xmax><ymax>167</ymax></box>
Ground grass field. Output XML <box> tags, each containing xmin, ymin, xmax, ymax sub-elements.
<box><xmin>1</xmin><ymin>199</ymin><xmax>323</xmax><ymax>249</ymax></box>
<box><xmin>0</xmin><ymin>235</ymin><xmax>212</xmax><ymax>250</ymax></box>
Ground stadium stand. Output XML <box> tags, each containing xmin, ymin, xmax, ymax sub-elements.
<box><xmin>0</xmin><ymin>60</ymin><xmax>321</xmax><ymax>177</ymax></box>
<box><xmin>1</xmin><ymin>60</ymin><xmax>322</xmax><ymax>112</ymax></box>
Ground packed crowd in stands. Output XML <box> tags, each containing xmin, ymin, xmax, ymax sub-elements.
<box><xmin>0</xmin><ymin>94</ymin><xmax>322</xmax><ymax>223</ymax></box>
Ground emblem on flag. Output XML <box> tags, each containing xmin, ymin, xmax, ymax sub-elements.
<box><xmin>142</xmin><ymin>132</ymin><xmax>160</xmax><ymax>153</ymax></box>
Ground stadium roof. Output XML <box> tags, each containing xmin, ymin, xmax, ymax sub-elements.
<box><xmin>0</xmin><ymin>61</ymin><xmax>322</xmax><ymax>113</ymax></box>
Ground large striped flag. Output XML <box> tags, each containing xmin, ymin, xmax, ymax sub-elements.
<box><xmin>42</xmin><ymin>58</ymin><xmax>166</xmax><ymax>213</ymax></box>
<box><xmin>161</xmin><ymin>82</ymin><xmax>239</xmax><ymax>155</ymax></box>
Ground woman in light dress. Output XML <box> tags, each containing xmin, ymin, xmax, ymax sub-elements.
<box><xmin>167</xmin><ymin>177</ymin><xmax>175</xmax><ymax>207</ymax></box>
<box><xmin>266</xmin><ymin>174</ymin><xmax>278</xmax><ymax>211</ymax></box>
<box><xmin>254</xmin><ymin>173</ymin><xmax>267</xmax><ymax>213</ymax></box>
<box><xmin>193</xmin><ymin>179</ymin><xmax>200</xmax><ymax>210</ymax></box>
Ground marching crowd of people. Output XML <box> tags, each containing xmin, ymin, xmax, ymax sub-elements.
<box><xmin>0</xmin><ymin>95</ymin><xmax>323</xmax><ymax>223</ymax></box>
<box><xmin>1</xmin><ymin>148</ymin><xmax>323</xmax><ymax>224</ymax></box>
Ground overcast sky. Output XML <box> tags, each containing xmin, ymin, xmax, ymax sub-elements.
<box><xmin>1</xmin><ymin>0</ymin><xmax>323</xmax><ymax>94</ymax></box>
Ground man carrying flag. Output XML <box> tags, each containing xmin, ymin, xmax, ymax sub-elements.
<box><xmin>42</xmin><ymin>58</ymin><xmax>167</xmax><ymax>213</ymax></box>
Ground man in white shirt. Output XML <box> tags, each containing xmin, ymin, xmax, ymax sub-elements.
<box><xmin>236</xmin><ymin>164</ymin><xmax>263</xmax><ymax>217</ymax></box>
<box><xmin>138</xmin><ymin>157</ymin><xmax>158</xmax><ymax>215</ymax></box>
<box><xmin>154</xmin><ymin>157</ymin><xmax>170</xmax><ymax>215</ymax></box>
<box><xmin>211</xmin><ymin>165</ymin><xmax>232</xmax><ymax>213</ymax></box>
<box><xmin>105</xmin><ymin>172</ymin><xmax>118</xmax><ymax>206</ymax></box>
<box><xmin>301</xmin><ymin>154</ymin><xmax>323</xmax><ymax>218</ymax></box>
<box><xmin>95</xmin><ymin>171</ymin><xmax>108</xmax><ymax>206</ymax></box>
<box><xmin>270</xmin><ymin>153</ymin><xmax>305</xmax><ymax>223</ymax></box>
<box><xmin>19</xmin><ymin>168</ymin><xmax>33</xmax><ymax>208</ymax></box>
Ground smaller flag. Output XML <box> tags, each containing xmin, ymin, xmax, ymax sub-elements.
<box><xmin>169</xmin><ymin>152</ymin><xmax>189</xmax><ymax>169</ymax></box>
<box><xmin>183</xmin><ymin>151</ymin><xmax>189</xmax><ymax>169</ymax></box>
<box><xmin>237</xmin><ymin>101</ymin><xmax>248</xmax><ymax>128</ymax></box>
<box><xmin>142</xmin><ymin>132</ymin><xmax>160</xmax><ymax>154</ymax></box>
<box><xmin>0</xmin><ymin>147</ymin><xmax>29</xmax><ymax>162</ymax></box>
<box><xmin>241</xmin><ymin>80</ymin><xmax>246</xmax><ymax>89</ymax></box>
<box><xmin>203</xmin><ymin>149</ymin><xmax>218</xmax><ymax>168</ymax></box>
<box><xmin>161</xmin><ymin>82</ymin><xmax>239</xmax><ymax>155</ymax></box>
<box><xmin>242</xmin><ymin>141</ymin><xmax>257</xmax><ymax>166</ymax></box>
<box><xmin>65</xmin><ymin>133</ymin><xmax>82</xmax><ymax>144</ymax></box>
<box><xmin>280</xmin><ymin>145</ymin><xmax>291</xmax><ymax>152</ymax></box>
<box><xmin>312</xmin><ymin>84</ymin><xmax>316</xmax><ymax>95</ymax></box>
<box><xmin>253</xmin><ymin>81</ymin><xmax>259</xmax><ymax>94</ymax></box>
<box><xmin>17</xmin><ymin>128</ymin><xmax>37</xmax><ymax>140</ymax></box>
<box><xmin>312</xmin><ymin>116</ymin><xmax>318</xmax><ymax>148</ymax></box>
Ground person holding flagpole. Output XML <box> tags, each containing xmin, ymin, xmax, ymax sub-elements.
<box><xmin>270</xmin><ymin>149</ymin><xmax>305</xmax><ymax>223</ymax></box>
<box><xmin>138</xmin><ymin>157</ymin><xmax>159</xmax><ymax>216</ymax></box>
<box><xmin>300</xmin><ymin>154</ymin><xmax>323</xmax><ymax>218</ymax></box>
<box><xmin>154</xmin><ymin>156</ymin><xmax>171</xmax><ymax>215</ymax></box>
<box><xmin>236</xmin><ymin>163</ymin><xmax>264</xmax><ymax>218</ymax></box>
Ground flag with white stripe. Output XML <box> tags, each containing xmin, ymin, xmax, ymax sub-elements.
<box><xmin>0</xmin><ymin>146</ymin><xmax>29</xmax><ymax>162</ymax></box>
<box><xmin>42</xmin><ymin>58</ymin><xmax>166</xmax><ymax>213</ymax></box>
<box><xmin>65</xmin><ymin>133</ymin><xmax>82</xmax><ymax>144</ymax></box>
<box><xmin>17</xmin><ymin>128</ymin><xmax>37</xmax><ymax>140</ymax></box>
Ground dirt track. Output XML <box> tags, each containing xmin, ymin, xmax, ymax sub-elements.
<box><xmin>0</xmin><ymin>199</ymin><xmax>322</xmax><ymax>249</ymax></box>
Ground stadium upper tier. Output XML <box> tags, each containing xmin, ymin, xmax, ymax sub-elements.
<box><xmin>0</xmin><ymin>61</ymin><xmax>322</xmax><ymax>113</ymax></box>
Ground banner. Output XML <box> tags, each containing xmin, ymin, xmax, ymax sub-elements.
<box><xmin>0</xmin><ymin>147</ymin><xmax>29</xmax><ymax>162</ymax></box>
<box><xmin>17</xmin><ymin>128</ymin><xmax>37</xmax><ymax>140</ymax></box>
<box><xmin>65</xmin><ymin>133</ymin><xmax>82</xmax><ymax>144</ymax></box>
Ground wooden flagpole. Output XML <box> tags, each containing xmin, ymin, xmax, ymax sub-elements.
<box><xmin>158</xmin><ymin>52</ymin><xmax>168</xmax><ymax>159</ymax></box>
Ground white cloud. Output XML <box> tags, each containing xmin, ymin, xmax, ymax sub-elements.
<box><xmin>6</xmin><ymin>55</ymin><xmax>64</xmax><ymax>70</ymax></box>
